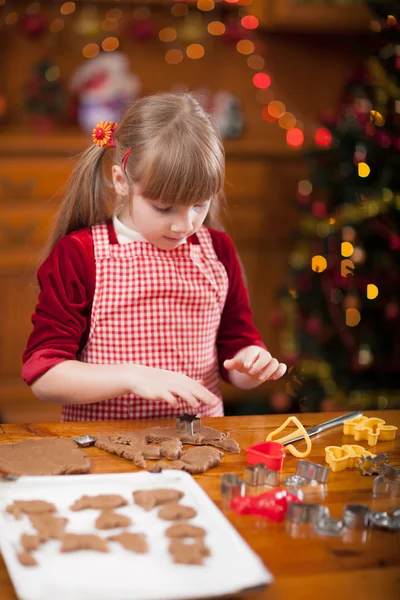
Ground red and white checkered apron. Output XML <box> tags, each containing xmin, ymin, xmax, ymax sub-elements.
<box><xmin>61</xmin><ymin>224</ymin><xmax>229</xmax><ymax>421</ymax></box>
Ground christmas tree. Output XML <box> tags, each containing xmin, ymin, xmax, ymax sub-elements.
<box><xmin>278</xmin><ymin>0</ymin><xmax>400</xmax><ymax>412</ymax></box>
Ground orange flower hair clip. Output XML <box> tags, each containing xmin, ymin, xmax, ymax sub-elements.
<box><xmin>92</xmin><ymin>121</ymin><xmax>118</xmax><ymax>149</ymax></box>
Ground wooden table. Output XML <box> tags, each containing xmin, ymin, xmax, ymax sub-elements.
<box><xmin>1</xmin><ymin>411</ymin><xmax>399</xmax><ymax>600</ymax></box>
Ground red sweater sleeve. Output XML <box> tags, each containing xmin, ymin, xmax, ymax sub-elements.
<box><xmin>22</xmin><ymin>224</ymin><xmax>266</xmax><ymax>386</ymax></box>
<box><xmin>208</xmin><ymin>229</ymin><xmax>267</xmax><ymax>383</ymax></box>
<box><xmin>22</xmin><ymin>229</ymin><xmax>95</xmax><ymax>385</ymax></box>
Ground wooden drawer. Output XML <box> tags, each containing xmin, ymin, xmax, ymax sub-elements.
<box><xmin>0</xmin><ymin>158</ymin><xmax>75</xmax><ymax>203</ymax></box>
<box><xmin>225</xmin><ymin>161</ymin><xmax>267</xmax><ymax>201</ymax></box>
<box><xmin>0</xmin><ymin>207</ymin><xmax>55</xmax><ymax>249</ymax></box>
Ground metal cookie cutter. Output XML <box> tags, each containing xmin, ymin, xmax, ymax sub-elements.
<box><xmin>296</xmin><ymin>459</ymin><xmax>329</xmax><ymax>484</ymax></box>
<box><xmin>220</xmin><ymin>473</ymin><xmax>245</xmax><ymax>509</ymax></box>
<box><xmin>284</xmin><ymin>475</ymin><xmax>308</xmax><ymax>489</ymax></box>
<box><xmin>314</xmin><ymin>515</ymin><xmax>345</xmax><ymax>536</ymax></box>
<box><xmin>243</xmin><ymin>463</ymin><xmax>280</xmax><ymax>488</ymax></box>
<box><xmin>370</xmin><ymin>509</ymin><xmax>400</xmax><ymax>532</ymax></box>
<box><xmin>373</xmin><ymin>464</ymin><xmax>400</xmax><ymax>498</ymax></box>
<box><xmin>342</xmin><ymin>504</ymin><xmax>373</xmax><ymax>529</ymax></box>
<box><xmin>287</xmin><ymin>502</ymin><xmax>329</xmax><ymax>525</ymax></box>
<box><xmin>73</xmin><ymin>435</ymin><xmax>97</xmax><ymax>447</ymax></box>
<box><xmin>176</xmin><ymin>413</ymin><xmax>201</xmax><ymax>436</ymax></box>
<box><xmin>357</xmin><ymin>453</ymin><xmax>389</xmax><ymax>476</ymax></box>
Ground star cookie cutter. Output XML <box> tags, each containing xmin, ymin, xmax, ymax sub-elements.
<box><xmin>343</xmin><ymin>416</ymin><xmax>397</xmax><ymax>447</ymax></box>
<box><xmin>357</xmin><ymin>453</ymin><xmax>389</xmax><ymax>476</ymax></box>
<box><xmin>325</xmin><ymin>444</ymin><xmax>376</xmax><ymax>472</ymax></box>
<box><xmin>373</xmin><ymin>464</ymin><xmax>400</xmax><ymax>498</ymax></box>
<box><xmin>370</xmin><ymin>508</ymin><xmax>400</xmax><ymax>531</ymax></box>
<box><xmin>176</xmin><ymin>413</ymin><xmax>201</xmax><ymax>436</ymax></box>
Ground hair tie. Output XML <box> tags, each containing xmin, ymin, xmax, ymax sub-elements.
<box><xmin>121</xmin><ymin>147</ymin><xmax>132</xmax><ymax>171</ymax></box>
<box><xmin>92</xmin><ymin>121</ymin><xmax>118</xmax><ymax>149</ymax></box>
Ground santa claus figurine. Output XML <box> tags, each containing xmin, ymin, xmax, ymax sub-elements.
<box><xmin>70</xmin><ymin>51</ymin><xmax>141</xmax><ymax>133</ymax></box>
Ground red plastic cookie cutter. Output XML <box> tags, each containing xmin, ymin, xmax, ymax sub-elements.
<box><xmin>246</xmin><ymin>441</ymin><xmax>286</xmax><ymax>471</ymax></box>
<box><xmin>230</xmin><ymin>488</ymin><xmax>302</xmax><ymax>522</ymax></box>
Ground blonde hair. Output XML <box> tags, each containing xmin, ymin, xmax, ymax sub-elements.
<box><xmin>45</xmin><ymin>93</ymin><xmax>226</xmax><ymax>255</ymax></box>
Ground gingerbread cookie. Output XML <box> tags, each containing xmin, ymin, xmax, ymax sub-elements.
<box><xmin>17</xmin><ymin>551</ymin><xmax>38</xmax><ymax>567</ymax></box>
<box><xmin>150</xmin><ymin>446</ymin><xmax>223</xmax><ymax>474</ymax></box>
<box><xmin>158</xmin><ymin>502</ymin><xmax>197</xmax><ymax>521</ymax></box>
<box><xmin>20</xmin><ymin>533</ymin><xmax>42</xmax><ymax>552</ymax></box>
<box><xmin>0</xmin><ymin>438</ymin><xmax>91</xmax><ymax>477</ymax></box>
<box><xmin>70</xmin><ymin>494</ymin><xmax>127</xmax><ymax>511</ymax></box>
<box><xmin>169</xmin><ymin>539</ymin><xmax>210</xmax><ymax>565</ymax></box>
<box><xmin>95</xmin><ymin>510</ymin><xmax>131</xmax><ymax>530</ymax></box>
<box><xmin>165</xmin><ymin>522</ymin><xmax>206</xmax><ymax>538</ymax></box>
<box><xmin>133</xmin><ymin>489</ymin><xmax>184</xmax><ymax>511</ymax></box>
<box><xmin>95</xmin><ymin>424</ymin><xmax>240</xmax><ymax>470</ymax></box>
<box><xmin>108</xmin><ymin>532</ymin><xmax>148</xmax><ymax>553</ymax></box>
<box><xmin>6</xmin><ymin>500</ymin><xmax>57</xmax><ymax>520</ymax></box>
<box><xmin>60</xmin><ymin>534</ymin><xmax>108</xmax><ymax>553</ymax></box>
<box><xmin>29</xmin><ymin>514</ymin><xmax>68</xmax><ymax>540</ymax></box>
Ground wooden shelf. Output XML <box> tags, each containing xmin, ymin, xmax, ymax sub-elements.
<box><xmin>251</xmin><ymin>0</ymin><xmax>372</xmax><ymax>34</ymax></box>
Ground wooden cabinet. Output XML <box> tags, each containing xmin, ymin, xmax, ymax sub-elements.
<box><xmin>251</xmin><ymin>0</ymin><xmax>371</xmax><ymax>33</ymax></box>
<box><xmin>0</xmin><ymin>132</ymin><xmax>305</xmax><ymax>423</ymax></box>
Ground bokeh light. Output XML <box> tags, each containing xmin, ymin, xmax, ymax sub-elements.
<box><xmin>253</xmin><ymin>73</ymin><xmax>271</xmax><ymax>89</ymax></box>
<box><xmin>102</xmin><ymin>37</ymin><xmax>119</xmax><ymax>52</ymax></box>
<box><xmin>237</xmin><ymin>40</ymin><xmax>255</xmax><ymax>55</ymax></box>
<box><xmin>165</xmin><ymin>49</ymin><xmax>183</xmax><ymax>64</ymax></box>
<box><xmin>159</xmin><ymin>27</ymin><xmax>177</xmax><ymax>42</ymax></box>
<box><xmin>82</xmin><ymin>43</ymin><xmax>100</xmax><ymax>58</ymax></box>
<box><xmin>341</xmin><ymin>242</ymin><xmax>354</xmax><ymax>257</ymax></box>
<box><xmin>358</xmin><ymin>162</ymin><xmax>370</xmax><ymax>177</ymax></box>
<box><xmin>346</xmin><ymin>309</ymin><xmax>361</xmax><ymax>327</ymax></box>
<box><xmin>311</xmin><ymin>255</ymin><xmax>327</xmax><ymax>273</ymax></box>
<box><xmin>60</xmin><ymin>2</ymin><xmax>75</xmax><ymax>15</ymax></box>
<box><xmin>186</xmin><ymin>44</ymin><xmax>205</xmax><ymax>59</ymax></box>
<box><xmin>247</xmin><ymin>54</ymin><xmax>265</xmax><ymax>70</ymax></box>
<box><xmin>241</xmin><ymin>16</ymin><xmax>259</xmax><ymax>29</ymax></box>
<box><xmin>367</xmin><ymin>284</ymin><xmax>379</xmax><ymax>299</ymax></box>
<box><xmin>287</xmin><ymin>128</ymin><xmax>304</xmax><ymax>148</ymax></box>
<box><xmin>207</xmin><ymin>21</ymin><xmax>225</xmax><ymax>36</ymax></box>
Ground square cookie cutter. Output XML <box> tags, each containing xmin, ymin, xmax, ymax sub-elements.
<box><xmin>73</xmin><ymin>435</ymin><xmax>97</xmax><ymax>447</ymax></box>
<box><xmin>295</xmin><ymin>459</ymin><xmax>329</xmax><ymax>484</ymax></box>
<box><xmin>220</xmin><ymin>473</ymin><xmax>246</xmax><ymax>509</ymax></box>
<box><xmin>243</xmin><ymin>463</ymin><xmax>280</xmax><ymax>488</ymax></box>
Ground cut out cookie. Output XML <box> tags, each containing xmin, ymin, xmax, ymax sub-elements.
<box><xmin>6</xmin><ymin>500</ymin><xmax>57</xmax><ymax>520</ymax></box>
<box><xmin>60</xmin><ymin>534</ymin><xmax>109</xmax><ymax>553</ymax></box>
<box><xmin>95</xmin><ymin>510</ymin><xmax>131</xmax><ymax>530</ymax></box>
<box><xmin>29</xmin><ymin>514</ymin><xmax>68</xmax><ymax>540</ymax></box>
<box><xmin>158</xmin><ymin>502</ymin><xmax>197</xmax><ymax>521</ymax></box>
<box><xmin>0</xmin><ymin>438</ymin><xmax>91</xmax><ymax>477</ymax></box>
<box><xmin>165</xmin><ymin>522</ymin><xmax>206</xmax><ymax>538</ymax></box>
<box><xmin>70</xmin><ymin>494</ymin><xmax>127</xmax><ymax>511</ymax></box>
<box><xmin>108</xmin><ymin>532</ymin><xmax>148</xmax><ymax>553</ymax></box>
<box><xmin>149</xmin><ymin>447</ymin><xmax>223</xmax><ymax>474</ymax></box>
<box><xmin>95</xmin><ymin>424</ymin><xmax>240</xmax><ymax>469</ymax></box>
<box><xmin>169</xmin><ymin>539</ymin><xmax>210</xmax><ymax>565</ymax></box>
<box><xmin>17</xmin><ymin>551</ymin><xmax>38</xmax><ymax>567</ymax></box>
<box><xmin>133</xmin><ymin>489</ymin><xmax>184</xmax><ymax>511</ymax></box>
<box><xmin>20</xmin><ymin>533</ymin><xmax>42</xmax><ymax>552</ymax></box>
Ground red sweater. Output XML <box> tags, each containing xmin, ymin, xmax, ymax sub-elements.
<box><xmin>22</xmin><ymin>222</ymin><xmax>266</xmax><ymax>385</ymax></box>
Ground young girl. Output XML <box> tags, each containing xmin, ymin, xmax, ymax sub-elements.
<box><xmin>22</xmin><ymin>93</ymin><xmax>287</xmax><ymax>421</ymax></box>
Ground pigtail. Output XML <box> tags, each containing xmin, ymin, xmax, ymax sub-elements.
<box><xmin>43</xmin><ymin>144</ymin><xmax>112</xmax><ymax>258</ymax></box>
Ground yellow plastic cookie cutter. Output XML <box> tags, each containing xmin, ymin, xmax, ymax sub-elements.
<box><xmin>266</xmin><ymin>416</ymin><xmax>311</xmax><ymax>458</ymax></box>
<box><xmin>343</xmin><ymin>416</ymin><xmax>397</xmax><ymax>447</ymax></box>
<box><xmin>325</xmin><ymin>444</ymin><xmax>376</xmax><ymax>472</ymax></box>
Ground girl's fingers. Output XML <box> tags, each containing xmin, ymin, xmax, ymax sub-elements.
<box><xmin>258</xmin><ymin>358</ymin><xmax>280</xmax><ymax>381</ymax></box>
<box><xmin>172</xmin><ymin>388</ymin><xmax>200</xmax><ymax>409</ymax></box>
<box><xmin>193</xmin><ymin>383</ymin><xmax>219</xmax><ymax>406</ymax></box>
<box><xmin>248</xmin><ymin>354</ymin><xmax>271</xmax><ymax>375</ymax></box>
<box><xmin>269</xmin><ymin>363</ymin><xmax>288</xmax><ymax>380</ymax></box>
<box><xmin>162</xmin><ymin>392</ymin><xmax>179</xmax><ymax>409</ymax></box>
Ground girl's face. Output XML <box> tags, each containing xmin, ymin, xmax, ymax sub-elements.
<box><xmin>126</xmin><ymin>191</ymin><xmax>211</xmax><ymax>251</ymax></box>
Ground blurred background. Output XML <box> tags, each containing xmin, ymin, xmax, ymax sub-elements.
<box><xmin>0</xmin><ymin>0</ymin><xmax>399</xmax><ymax>423</ymax></box>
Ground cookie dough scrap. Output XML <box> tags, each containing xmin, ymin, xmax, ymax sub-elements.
<box><xmin>70</xmin><ymin>494</ymin><xmax>127</xmax><ymax>511</ymax></box>
<box><xmin>108</xmin><ymin>532</ymin><xmax>148</xmax><ymax>553</ymax></box>
<box><xmin>149</xmin><ymin>446</ymin><xmax>223</xmax><ymax>474</ymax></box>
<box><xmin>60</xmin><ymin>534</ymin><xmax>108</xmax><ymax>553</ymax></box>
<box><xmin>158</xmin><ymin>502</ymin><xmax>197</xmax><ymax>521</ymax></box>
<box><xmin>6</xmin><ymin>500</ymin><xmax>57</xmax><ymax>521</ymax></box>
<box><xmin>29</xmin><ymin>514</ymin><xmax>68</xmax><ymax>540</ymax></box>
<box><xmin>95</xmin><ymin>510</ymin><xmax>131</xmax><ymax>530</ymax></box>
<box><xmin>165</xmin><ymin>522</ymin><xmax>206</xmax><ymax>539</ymax></box>
<box><xmin>17</xmin><ymin>551</ymin><xmax>38</xmax><ymax>567</ymax></box>
<box><xmin>169</xmin><ymin>539</ymin><xmax>210</xmax><ymax>565</ymax></box>
<box><xmin>95</xmin><ymin>425</ymin><xmax>240</xmax><ymax>469</ymax></box>
<box><xmin>133</xmin><ymin>489</ymin><xmax>184</xmax><ymax>511</ymax></box>
<box><xmin>0</xmin><ymin>438</ymin><xmax>91</xmax><ymax>477</ymax></box>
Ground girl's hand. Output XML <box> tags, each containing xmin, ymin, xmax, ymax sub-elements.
<box><xmin>224</xmin><ymin>346</ymin><xmax>287</xmax><ymax>382</ymax></box>
<box><xmin>128</xmin><ymin>365</ymin><xmax>219</xmax><ymax>410</ymax></box>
